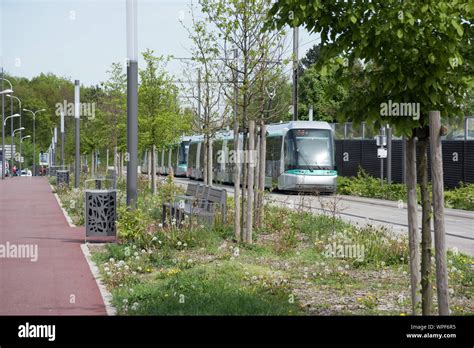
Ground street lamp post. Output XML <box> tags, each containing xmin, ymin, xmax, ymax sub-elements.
<box><xmin>4</xmin><ymin>113</ymin><xmax>20</xmax><ymax>177</ymax></box>
<box><xmin>13</xmin><ymin>127</ymin><xmax>25</xmax><ymax>136</ymax></box>
<box><xmin>74</xmin><ymin>80</ymin><xmax>80</xmax><ymax>189</ymax></box>
<box><xmin>1</xmin><ymin>76</ymin><xmax>14</xmax><ymax>180</ymax></box>
<box><xmin>13</xmin><ymin>126</ymin><xmax>25</xmax><ymax>165</ymax></box>
<box><xmin>7</xmin><ymin>95</ymin><xmax>22</xmax><ymax>172</ymax></box>
<box><xmin>126</xmin><ymin>0</ymin><xmax>138</xmax><ymax>209</ymax></box>
<box><xmin>53</xmin><ymin>128</ymin><xmax>57</xmax><ymax>167</ymax></box>
<box><xmin>20</xmin><ymin>135</ymin><xmax>31</xmax><ymax>168</ymax></box>
<box><xmin>23</xmin><ymin>109</ymin><xmax>45</xmax><ymax>176</ymax></box>
<box><xmin>10</xmin><ymin>96</ymin><xmax>13</xmax><ymax>177</ymax></box>
<box><xmin>60</xmin><ymin>110</ymin><xmax>65</xmax><ymax>166</ymax></box>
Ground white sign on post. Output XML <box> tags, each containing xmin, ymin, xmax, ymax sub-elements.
<box><xmin>39</xmin><ymin>153</ymin><xmax>49</xmax><ymax>166</ymax></box>
<box><xmin>377</xmin><ymin>148</ymin><xmax>387</xmax><ymax>159</ymax></box>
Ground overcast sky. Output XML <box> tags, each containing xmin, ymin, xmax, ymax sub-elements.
<box><xmin>1</xmin><ymin>0</ymin><xmax>318</xmax><ymax>89</ymax></box>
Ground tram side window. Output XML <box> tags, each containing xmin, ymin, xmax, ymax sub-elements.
<box><xmin>199</xmin><ymin>143</ymin><xmax>204</xmax><ymax>168</ymax></box>
<box><xmin>212</xmin><ymin>140</ymin><xmax>223</xmax><ymax>170</ymax></box>
<box><xmin>284</xmin><ymin>135</ymin><xmax>295</xmax><ymax>169</ymax></box>
<box><xmin>178</xmin><ymin>143</ymin><xmax>189</xmax><ymax>165</ymax></box>
<box><xmin>266</xmin><ymin>136</ymin><xmax>282</xmax><ymax>176</ymax></box>
<box><xmin>188</xmin><ymin>143</ymin><xmax>197</xmax><ymax>168</ymax></box>
<box><xmin>267</xmin><ymin>136</ymin><xmax>282</xmax><ymax>161</ymax></box>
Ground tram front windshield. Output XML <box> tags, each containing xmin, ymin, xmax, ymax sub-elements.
<box><xmin>286</xmin><ymin>129</ymin><xmax>333</xmax><ymax>169</ymax></box>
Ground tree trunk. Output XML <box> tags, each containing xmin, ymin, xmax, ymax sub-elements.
<box><xmin>233</xmin><ymin>126</ymin><xmax>241</xmax><ymax>242</ymax></box>
<box><xmin>91</xmin><ymin>152</ymin><xmax>95</xmax><ymax>177</ymax></box>
<box><xmin>257</xmin><ymin>122</ymin><xmax>266</xmax><ymax>228</ymax></box>
<box><xmin>152</xmin><ymin>145</ymin><xmax>157</xmax><ymax>194</ymax></box>
<box><xmin>114</xmin><ymin>146</ymin><xmax>118</xmax><ymax>176</ymax></box>
<box><xmin>246</xmin><ymin>120</ymin><xmax>255</xmax><ymax>243</ymax></box>
<box><xmin>148</xmin><ymin>149</ymin><xmax>152</xmax><ymax>189</ymax></box>
<box><xmin>119</xmin><ymin>152</ymin><xmax>123</xmax><ymax>178</ymax></box>
<box><xmin>241</xmin><ymin>132</ymin><xmax>248</xmax><ymax>241</ymax></box>
<box><xmin>207</xmin><ymin>137</ymin><xmax>213</xmax><ymax>186</ymax></box>
<box><xmin>429</xmin><ymin>111</ymin><xmax>450</xmax><ymax>315</ymax></box>
<box><xmin>121</xmin><ymin>152</ymin><xmax>124</xmax><ymax>178</ymax></box>
<box><xmin>203</xmin><ymin>136</ymin><xmax>208</xmax><ymax>185</ymax></box>
<box><xmin>417</xmin><ymin>137</ymin><xmax>433</xmax><ymax>315</ymax></box>
<box><xmin>406</xmin><ymin>136</ymin><xmax>421</xmax><ymax>315</ymax></box>
<box><xmin>254</xmin><ymin>124</ymin><xmax>259</xmax><ymax>224</ymax></box>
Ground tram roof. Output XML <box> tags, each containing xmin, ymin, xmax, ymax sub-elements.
<box><xmin>267</xmin><ymin>121</ymin><xmax>332</xmax><ymax>136</ymax></box>
<box><xmin>180</xmin><ymin>121</ymin><xmax>332</xmax><ymax>143</ymax></box>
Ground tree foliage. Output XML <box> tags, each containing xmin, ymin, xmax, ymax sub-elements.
<box><xmin>269</xmin><ymin>0</ymin><xmax>473</xmax><ymax>135</ymax></box>
<box><xmin>138</xmin><ymin>49</ymin><xmax>191</xmax><ymax>152</ymax></box>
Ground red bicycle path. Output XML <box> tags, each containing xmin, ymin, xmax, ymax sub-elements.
<box><xmin>0</xmin><ymin>177</ymin><xmax>107</xmax><ymax>315</ymax></box>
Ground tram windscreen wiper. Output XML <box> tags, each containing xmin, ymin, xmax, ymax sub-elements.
<box><xmin>296</xmin><ymin>149</ymin><xmax>322</xmax><ymax>171</ymax></box>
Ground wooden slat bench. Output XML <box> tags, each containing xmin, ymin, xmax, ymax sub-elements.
<box><xmin>162</xmin><ymin>184</ymin><xmax>227</xmax><ymax>227</ymax></box>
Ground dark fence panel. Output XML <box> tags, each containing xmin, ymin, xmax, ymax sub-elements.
<box><xmin>335</xmin><ymin>140</ymin><xmax>474</xmax><ymax>188</ymax></box>
<box><xmin>361</xmin><ymin>140</ymin><xmax>383</xmax><ymax>178</ymax></box>
<box><xmin>391</xmin><ymin>140</ymin><xmax>404</xmax><ymax>183</ymax></box>
<box><xmin>340</xmin><ymin>140</ymin><xmax>361</xmax><ymax>177</ymax></box>
<box><xmin>463</xmin><ymin>141</ymin><xmax>474</xmax><ymax>185</ymax></box>
<box><xmin>441</xmin><ymin>141</ymin><xmax>464</xmax><ymax>188</ymax></box>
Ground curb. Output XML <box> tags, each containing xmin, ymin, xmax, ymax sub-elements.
<box><xmin>81</xmin><ymin>243</ymin><xmax>117</xmax><ymax>316</ymax></box>
<box><xmin>50</xmin><ymin>184</ymin><xmax>77</xmax><ymax>228</ymax></box>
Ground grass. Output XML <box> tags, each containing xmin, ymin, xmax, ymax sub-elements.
<box><xmin>54</xmin><ymin>174</ymin><xmax>473</xmax><ymax>315</ymax></box>
<box><xmin>109</xmin><ymin>261</ymin><xmax>302</xmax><ymax>315</ymax></box>
<box><xmin>87</xmin><ymin>202</ymin><xmax>472</xmax><ymax>315</ymax></box>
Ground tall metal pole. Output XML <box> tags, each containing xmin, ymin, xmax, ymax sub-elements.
<box><xmin>380</xmin><ymin>127</ymin><xmax>385</xmax><ymax>187</ymax></box>
<box><xmin>1</xmin><ymin>75</ymin><xmax>4</xmax><ymax>180</ymax></box>
<box><xmin>53</xmin><ymin>128</ymin><xmax>57</xmax><ymax>166</ymax></box>
<box><xmin>17</xmin><ymin>99</ymin><xmax>22</xmax><ymax>173</ymax></box>
<box><xmin>61</xmin><ymin>110</ymin><xmax>65</xmax><ymax>166</ymax></box>
<box><xmin>387</xmin><ymin>124</ymin><xmax>392</xmax><ymax>184</ymax></box>
<box><xmin>51</xmin><ymin>136</ymin><xmax>55</xmax><ymax>167</ymax></box>
<box><xmin>10</xmin><ymin>96</ymin><xmax>13</xmax><ymax>177</ymax></box>
<box><xmin>126</xmin><ymin>0</ymin><xmax>138</xmax><ymax>209</ymax></box>
<box><xmin>33</xmin><ymin>113</ymin><xmax>36</xmax><ymax>176</ymax></box>
<box><xmin>74</xmin><ymin>80</ymin><xmax>80</xmax><ymax>188</ymax></box>
<box><xmin>23</xmin><ymin>109</ymin><xmax>45</xmax><ymax>176</ymax></box>
<box><xmin>292</xmin><ymin>26</ymin><xmax>299</xmax><ymax>121</ymax></box>
<box><xmin>233</xmin><ymin>48</ymin><xmax>241</xmax><ymax>241</ymax></box>
<box><xmin>197</xmin><ymin>68</ymin><xmax>201</xmax><ymax>130</ymax></box>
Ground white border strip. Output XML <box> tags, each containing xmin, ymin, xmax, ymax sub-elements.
<box><xmin>81</xmin><ymin>243</ymin><xmax>117</xmax><ymax>316</ymax></box>
<box><xmin>50</xmin><ymin>183</ymin><xmax>76</xmax><ymax>228</ymax></box>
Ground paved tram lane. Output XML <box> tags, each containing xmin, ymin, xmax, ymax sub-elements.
<box><xmin>0</xmin><ymin>177</ymin><xmax>106</xmax><ymax>315</ymax></box>
<box><xmin>172</xmin><ymin>177</ymin><xmax>474</xmax><ymax>256</ymax></box>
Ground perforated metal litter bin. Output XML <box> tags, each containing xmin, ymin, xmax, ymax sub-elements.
<box><xmin>48</xmin><ymin>166</ymin><xmax>57</xmax><ymax>177</ymax></box>
<box><xmin>56</xmin><ymin>170</ymin><xmax>70</xmax><ymax>187</ymax></box>
<box><xmin>85</xmin><ymin>179</ymin><xmax>117</xmax><ymax>237</ymax></box>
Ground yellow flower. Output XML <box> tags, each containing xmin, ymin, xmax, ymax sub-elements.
<box><xmin>400</xmin><ymin>313</ymin><xmax>406</xmax><ymax>316</ymax></box>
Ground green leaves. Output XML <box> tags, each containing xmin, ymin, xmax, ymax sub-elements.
<box><xmin>448</xmin><ymin>56</ymin><xmax>462</xmax><ymax>69</ymax></box>
<box><xmin>407</xmin><ymin>78</ymin><xmax>417</xmax><ymax>90</ymax></box>
<box><xmin>428</xmin><ymin>53</ymin><xmax>436</xmax><ymax>64</ymax></box>
<box><xmin>138</xmin><ymin>50</ymin><xmax>188</xmax><ymax>150</ymax></box>
<box><xmin>269</xmin><ymin>0</ymin><xmax>473</xmax><ymax>133</ymax></box>
<box><xmin>451</xmin><ymin>19</ymin><xmax>464</xmax><ymax>37</ymax></box>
